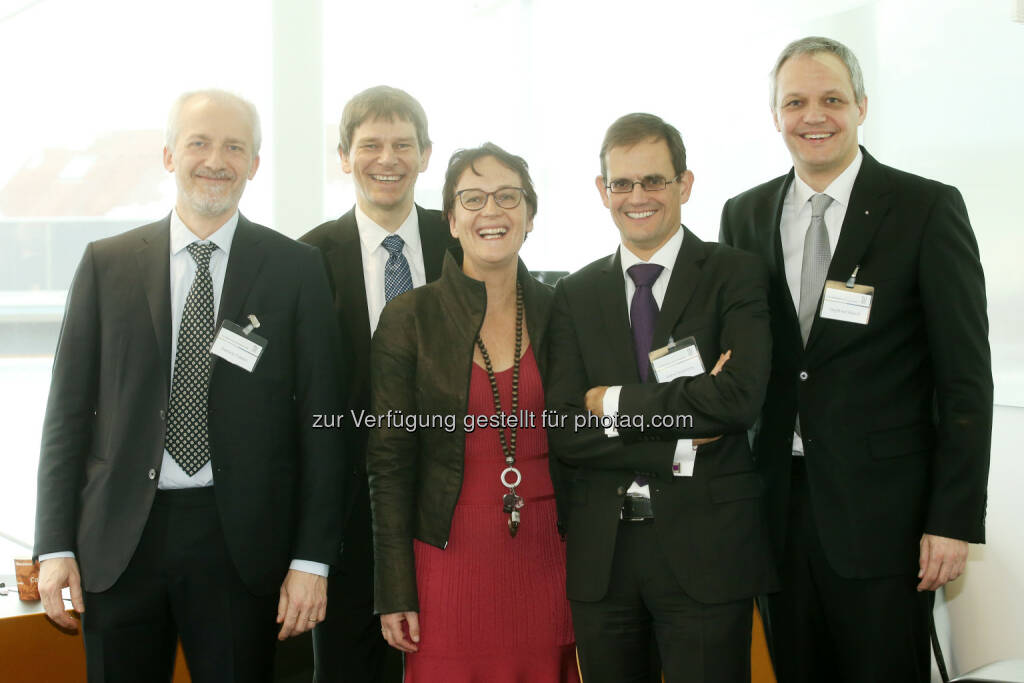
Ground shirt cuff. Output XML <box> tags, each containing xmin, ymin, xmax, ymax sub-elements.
<box><xmin>672</xmin><ymin>439</ymin><xmax>696</xmax><ymax>477</ymax></box>
<box><xmin>602</xmin><ymin>385</ymin><xmax>622</xmax><ymax>437</ymax></box>
<box><xmin>38</xmin><ymin>551</ymin><xmax>76</xmax><ymax>562</ymax></box>
<box><xmin>289</xmin><ymin>560</ymin><xmax>329</xmax><ymax>577</ymax></box>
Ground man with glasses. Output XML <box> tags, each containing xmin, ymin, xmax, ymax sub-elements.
<box><xmin>720</xmin><ymin>36</ymin><xmax>991</xmax><ymax>682</ymax></box>
<box><xmin>300</xmin><ymin>85</ymin><xmax>454</xmax><ymax>683</ymax></box>
<box><xmin>547</xmin><ymin>113</ymin><xmax>777</xmax><ymax>682</ymax></box>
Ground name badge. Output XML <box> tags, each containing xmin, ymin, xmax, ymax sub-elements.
<box><xmin>210</xmin><ymin>315</ymin><xmax>267</xmax><ymax>372</ymax></box>
<box><xmin>649</xmin><ymin>336</ymin><xmax>705</xmax><ymax>478</ymax></box>
<box><xmin>648</xmin><ymin>336</ymin><xmax>706</xmax><ymax>383</ymax></box>
<box><xmin>820</xmin><ymin>281</ymin><xmax>874</xmax><ymax>326</ymax></box>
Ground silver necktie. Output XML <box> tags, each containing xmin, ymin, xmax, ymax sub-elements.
<box><xmin>798</xmin><ymin>193</ymin><xmax>834</xmax><ymax>345</ymax></box>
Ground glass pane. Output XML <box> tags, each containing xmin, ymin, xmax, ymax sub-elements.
<box><xmin>0</xmin><ymin>0</ymin><xmax>272</xmax><ymax>570</ymax></box>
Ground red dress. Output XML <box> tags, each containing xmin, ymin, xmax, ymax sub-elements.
<box><xmin>406</xmin><ymin>347</ymin><xmax>579</xmax><ymax>683</ymax></box>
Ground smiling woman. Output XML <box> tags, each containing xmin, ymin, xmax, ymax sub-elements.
<box><xmin>367</xmin><ymin>144</ymin><xmax>579</xmax><ymax>681</ymax></box>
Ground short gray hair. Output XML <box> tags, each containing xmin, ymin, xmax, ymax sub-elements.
<box><xmin>769</xmin><ymin>36</ymin><xmax>866</xmax><ymax>110</ymax></box>
<box><xmin>165</xmin><ymin>89</ymin><xmax>262</xmax><ymax>157</ymax></box>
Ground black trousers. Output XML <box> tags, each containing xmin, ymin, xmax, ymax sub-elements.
<box><xmin>571</xmin><ymin>520</ymin><xmax>753</xmax><ymax>683</ymax></box>
<box><xmin>312</xmin><ymin>475</ymin><xmax>402</xmax><ymax>683</ymax></box>
<box><xmin>761</xmin><ymin>457</ymin><xmax>933</xmax><ymax>683</ymax></box>
<box><xmin>82</xmin><ymin>487</ymin><xmax>278</xmax><ymax>683</ymax></box>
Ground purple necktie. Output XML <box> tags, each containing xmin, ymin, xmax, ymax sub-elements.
<box><xmin>627</xmin><ymin>263</ymin><xmax>664</xmax><ymax>382</ymax></box>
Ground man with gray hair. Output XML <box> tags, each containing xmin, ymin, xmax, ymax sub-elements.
<box><xmin>300</xmin><ymin>85</ymin><xmax>454</xmax><ymax>683</ymax></box>
<box><xmin>35</xmin><ymin>89</ymin><xmax>348</xmax><ymax>682</ymax></box>
<box><xmin>720</xmin><ymin>36</ymin><xmax>991</xmax><ymax>682</ymax></box>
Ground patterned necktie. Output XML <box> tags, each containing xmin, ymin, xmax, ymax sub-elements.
<box><xmin>798</xmin><ymin>193</ymin><xmax>834</xmax><ymax>345</ymax></box>
<box><xmin>165</xmin><ymin>241</ymin><xmax>217</xmax><ymax>476</ymax></box>
<box><xmin>382</xmin><ymin>234</ymin><xmax>413</xmax><ymax>303</ymax></box>
<box><xmin>627</xmin><ymin>263</ymin><xmax>664</xmax><ymax>382</ymax></box>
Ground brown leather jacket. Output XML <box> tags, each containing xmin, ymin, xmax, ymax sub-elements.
<box><xmin>366</xmin><ymin>249</ymin><xmax>564</xmax><ymax>615</ymax></box>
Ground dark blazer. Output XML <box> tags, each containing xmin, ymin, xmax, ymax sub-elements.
<box><xmin>34</xmin><ymin>214</ymin><xmax>348</xmax><ymax>595</ymax></box>
<box><xmin>367</xmin><ymin>251</ymin><xmax>562</xmax><ymax>615</ymax></box>
<box><xmin>719</xmin><ymin>147</ymin><xmax>992</xmax><ymax>580</ymax></box>
<box><xmin>300</xmin><ymin>205</ymin><xmax>454</xmax><ymax>473</ymax></box>
<box><xmin>546</xmin><ymin>227</ymin><xmax>778</xmax><ymax>605</ymax></box>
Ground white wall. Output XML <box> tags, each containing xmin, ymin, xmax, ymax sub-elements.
<box><xmin>944</xmin><ymin>405</ymin><xmax>1024</xmax><ymax>674</ymax></box>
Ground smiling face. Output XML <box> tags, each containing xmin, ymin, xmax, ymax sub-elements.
<box><xmin>596</xmin><ymin>137</ymin><xmax>693</xmax><ymax>261</ymax></box>
<box><xmin>163</xmin><ymin>94</ymin><xmax>259</xmax><ymax>227</ymax></box>
<box><xmin>448</xmin><ymin>155</ymin><xmax>533</xmax><ymax>278</ymax></box>
<box><xmin>772</xmin><ymin>52</ymin><xmax>867</xmax><ymax>190</ymax></box>
<box><xmin>341</xmin><ymin>116</ymin><xmax>431</xmax><ymax>226</ymax></box>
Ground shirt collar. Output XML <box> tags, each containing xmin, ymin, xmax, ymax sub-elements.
<box><xmin>355</xmin><ymin>204</ymin><xmax>422</xmax><ymax>254</ymax></box>
<box><xmin>619</xmin><ymin>226</ymin><xmax>685</xmax><ymax>277</ymax></box>
<box><xmin>792</xmin><ymin>148</ymin><xmax>863</xmax><ymax>210</ymax></box>
<box><xmin>169</xmin><ymin>208</ymin><xmax>239</xmax><ymax>257</ymax></box>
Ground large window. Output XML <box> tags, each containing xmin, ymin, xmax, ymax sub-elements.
<box><xmin>0</xmin><ymin>0</ymin><xmax>272</xmax><ymax>568</ymax></box>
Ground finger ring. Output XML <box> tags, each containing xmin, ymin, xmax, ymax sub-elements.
<box><xmin>308</xmin><ymin>617</ymin><xmax>318</xmax><ymax>622</ymax></box>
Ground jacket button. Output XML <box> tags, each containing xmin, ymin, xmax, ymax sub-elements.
<box><xmin>148</xmin><ymin>468</ymin><xmax>157</xmax><ymax>480</ymax></box>
<box><xmin>616</xmin><ymin>486</ymin><xmax>625</xmax><ymax>496</ymax></box>
<box><xmin>799</xmin><ymin>371</ymin><xmax>809</xmax><ymax>381</ymax></box>
<box><xmin>159</xmin><ymin>410</ymin><xmax>165</xmax><ymax>421</ymax></box>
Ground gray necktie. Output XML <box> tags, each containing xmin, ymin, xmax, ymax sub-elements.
<box><xmin>165</xmin><ymin>242</ymin><xmax>217</xmax><ymax>476</ymax></box>
<box><xmin>798</xmin><ymin>193</ymin><xmax>834</xmax><ymax>344</ymax></box>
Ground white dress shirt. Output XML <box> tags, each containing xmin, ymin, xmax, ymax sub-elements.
<box><xmin>781</xmin><ymin>150</ymin><xmax>862</xmax><ymax>455</ymax></box>
<box><xmin>601</xmin><ymin>227</ymin><xmax>695</xmax><ymax>480</ymax></box>
<box><xmin>355</xmin><ymin>205</ymin><xmax>427</xmax><ymax>334</ymax></box>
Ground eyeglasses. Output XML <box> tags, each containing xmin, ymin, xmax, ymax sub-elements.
<box><xmin>605</xmin><ymin>175</ymin><xmax>680</xmax><ymax>194</ymax></box>
<box><xmin>456</xmin><ymin>187</ymin><xmax>526</xmax><ymax>211</ymax></box>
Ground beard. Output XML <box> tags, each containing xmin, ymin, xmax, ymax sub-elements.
<box><xmin>179</xmin><ymin>170</ymin><xmax>243</xmax><ymax>218</ymax></box>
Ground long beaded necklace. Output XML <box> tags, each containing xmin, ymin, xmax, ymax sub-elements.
<box><xmin>475</xmin><ymin>281</ymin><xmax>525</xmax><ymax>537</ymax></box>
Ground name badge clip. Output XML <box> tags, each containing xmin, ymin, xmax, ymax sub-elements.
<box><xmin>845</xmin><ymin>265</ymin><xmax>860</xmax><ymax>289</ymax></box>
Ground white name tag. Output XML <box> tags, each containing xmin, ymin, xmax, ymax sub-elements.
<box><xmin>649</xmin><ymin>336</ymin><xmax>706</xmax><ymax>383</ymax></box>
<box><xmin>820</xmin><ymin>281</ymin><xmax>874</xmax><ymax>325</ymax></box>
<box><xmin>649</xmin><ymin>336</ymin><xmax>704</xmax><ymax>478</ymax></box>
<box><xmin>211</xmin><ymin>319</ymin><xmax>267</xmax><ymax>372</ymax></box>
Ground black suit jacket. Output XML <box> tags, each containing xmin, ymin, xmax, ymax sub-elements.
<box><xmin>546</xmin><ymin>227</ymin><xmax>778</xmax><ymax>605</ymax></box>
<box><xmin>34</xmin><ymin>214</ymin><xmax>348</xmax><ymax>595</ymax></box>
<box><xmin>719</xmin><ymin>148</ymin><xmax>992</xmax><ymax>580</ymax></box>
<box><xmin>299</xmin><ymin>206</ymin><xmax>453</xmax><ymax>470</ymax></box>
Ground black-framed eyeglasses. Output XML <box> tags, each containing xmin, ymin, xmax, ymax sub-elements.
<box><xmin>456</xmin><ymin>187</ymin><xmax>526</xmax><ymax>211</ymax></box>
<box><xmin>605</xmin><ymin>175</ymin><xmax>680</xmax><ymax>193</ymax></box>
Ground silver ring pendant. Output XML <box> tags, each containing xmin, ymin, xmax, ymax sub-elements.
<box><xmin>500</xmin><ymin>466</ymin><xmax>522</xmax><ymax>489</ymax></box>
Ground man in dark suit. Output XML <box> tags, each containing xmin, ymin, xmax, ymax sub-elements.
<box><xmin>546</xmin><ymin>113</ymin><xmax>777</xmax><ymax>683</ymax></box>
<box><xmin>300</xmin><ymin>86</ymin><xmax>454</xmax><ymax>683</ymax></box>
<box><xmin>719</xmin><ymin>37</ymin><xmax>992</xmax><ymax>683</ymax></box>
<box><xmin>34</xmin><ymin>89</ymin><xmax>348</xmax><ymax>683</ymax></box>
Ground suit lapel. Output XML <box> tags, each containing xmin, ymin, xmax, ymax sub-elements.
<box><xmin>137</xmin><ymin>218</ymin><xmax>173</xmax><ymax>391</ymax></box>
<box><xmin>805</xmin><ymin>150</ymin><xmax>891</xmax><ymax>352</ymax></box>
<box><xmin>652</xmin><ymin>227</ymin><xmax>702</xmax><ymax>348</ymax></box>
<box><xmin>765</xmin><ymin>172</ymin><xmax>803</xmax><ymax>344</ymax></box>
<box><xmin>417</xmin><ymin>204</ymin><xmax>449</xmax><ymax>283</ymax></box>
<box><xmin>218</xmin><ymin>215</ymin><xmax>266</xmax><ymax>327</ymax></box>
<box><xmin>331</xmin><ymin>210</ymin><xmax>372</xmax><ymax>364</ymax></box>
<box><xmin>599</xmin><ymin>250</ymin><xmax>641</xmax><ymax>383</ymax></box>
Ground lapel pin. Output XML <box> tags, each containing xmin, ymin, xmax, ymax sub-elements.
<box><xmin>865</xmin><ymin>210</ymin><xmax>870</xmax><ymax>215</ymax></box>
